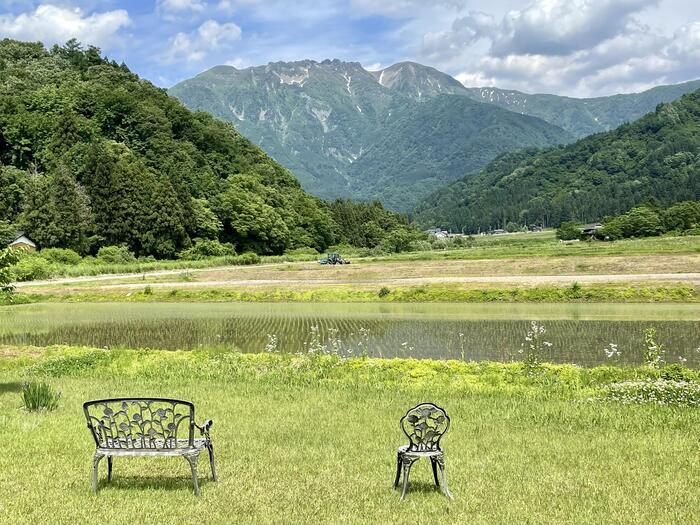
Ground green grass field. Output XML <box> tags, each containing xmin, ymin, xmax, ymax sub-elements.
<box><xmin>12</xmin><ymin>232</ymin><xmax>700</xmax><ymax>282</ymax></box>
<box><xmin>1</xmin><ymin>346</ymin><xmax>699</xmax><ymax>524</ymax></box>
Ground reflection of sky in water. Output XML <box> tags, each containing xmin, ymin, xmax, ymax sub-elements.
<box><xmin>1</xmin><ymin>303</ymin><xmax>698</xmax><ymax>367</ymax></box>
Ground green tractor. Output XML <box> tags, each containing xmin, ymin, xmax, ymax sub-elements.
<box><xmin>318</xmin><ymin>252</ymin><xmax>350</xmax><ymax>265</ymax></box>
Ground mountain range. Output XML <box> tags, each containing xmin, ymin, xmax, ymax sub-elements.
<box><xmin>170</xmin><ymin>59</ymin><xmax>700</xmax><ymax>213</ymax></box>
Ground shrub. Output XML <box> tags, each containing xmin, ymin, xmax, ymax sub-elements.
<box><xmin>0</xmin><ymin>248</ymin><xmax>19</xmax><ymax>292</ymax></box>
<box><xmin>38</xmin><ymin>248</ymin><xmax>81</xmax><ymax>266</ymax></box>
<box><xmin>378</xmin><ymin>286</ymin><xmax>391</xmax><ymax>298</ymax></box>
<box><xmin>233</xmin><ymin>252</ymin><xmax>261</xmax><ymax>265</ymax></box>
<box><xmin>11</xmin><ymin>254</ymin><xmax>55</xmax><ymax>281</ymax></box>
<box><xmin>143</xmin><ymin>285</ymin><xmax>153</xmax><ymax>295</ymax></box>
<box><xmin>600</xmin><ymin>379</ymin><xmax>700</xmax><ymax>407</ymax></box>
<box><xmin>556</xmin><ymin>222</ymin><xmax>581</xmax><ymax>240</ymax></box>
<box><xmin>96</xmin><ymin>245</ymin><xmax>136</xmax><ymax>265</ymax></box>
<box><xmin>178</xmin><ymin>239</ymin><xmax>236</xmax><ymax>260</ymax></box>
<box><xmin>284</xmin><ymin>247</ymin><xmax>319</xmax><ymax>256</ymax></box>
<box><xmin>21</xmin><ymin>382</ymin><xmax>61</xmax><ymax>411</ymax></box>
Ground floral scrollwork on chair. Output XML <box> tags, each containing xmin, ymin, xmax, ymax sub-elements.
<box><xmin>394</xmin><ymin>402</ymin><xmax>453</xmax><ymax>501</ymax></box>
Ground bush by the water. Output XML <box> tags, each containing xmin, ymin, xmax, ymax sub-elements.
<box><xmin>600</xmin><ymin>378</ymin><xmax>700</xmax><ymax>407</ymax></box>
<box><xmin>21</xmin><ymin>382</ymin><xmax>61</xmax><ymax>411</ymax></box>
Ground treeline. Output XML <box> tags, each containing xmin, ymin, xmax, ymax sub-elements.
<box><xmin>557</xmin><ymin>200</ymin><xmax>700</xmax><ymax>240</ymax></box>
<box><xmin>328</xmin><ymin>199</ymin><xmax>420</xmax><ymax>252</ymax></box>
<box><xmin>0</xmin><ymin>39</ymin><xmax>414</xmax><ymax>259</ymax></box>
<box><xmin>413</xmin><ymin>90</ymin><xmax>700</xmax><ymax>232</ymax></box>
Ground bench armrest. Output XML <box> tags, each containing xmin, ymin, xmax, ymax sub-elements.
<box><xmin>194</xmin><ymin>419</ymin><xmax>213</xmax><ymax>439</ymax></box>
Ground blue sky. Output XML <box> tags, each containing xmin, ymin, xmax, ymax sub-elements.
<box><xmin>1</xmin><ymin>0</ymin><xmax>700</xmax><ymax>97</ymax></box>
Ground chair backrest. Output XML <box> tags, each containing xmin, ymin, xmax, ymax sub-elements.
<box><xmin>400</xmin><ymin>403</ymin><xmax>450</xmax><ymax>452</ymax></box>
<box><xmin>83</xmin><ymin>398</ymin><xmax>194</xmax><ymax>449</ymax></box>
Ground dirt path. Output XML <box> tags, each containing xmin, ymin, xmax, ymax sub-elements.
<box><xmin>16</xmin><ymin>272</ymin><xmax>700</xmax><ymax>290</ymax></box>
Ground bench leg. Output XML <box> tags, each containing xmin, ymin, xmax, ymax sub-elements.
<box><xmin>185</xmin><ymin>454</ymin><xmax>200</xmax><ymax>497</ymax></box>
<box><xmin>107</xmin><ymin>456</ymin><xmax>113</xmax><ymax>482</ymax></box>
<box><xmin>393</xmin><ymin>452</ymin><xmax>402</xmax><ymax>488</ymax></box>
<box><xmin>92</xmin><ymin>453</ymin><xmax>105</xmax><ymax>493</ymax></box>
<box><xmin>435</xmin><ymin>456</ymin><xmax>453</xmax><ymax>500</ymax></box>
<box><xmin>207</xmin><ymin>442</ymin><xmax>217</xmax><ymax>482</ymax></box>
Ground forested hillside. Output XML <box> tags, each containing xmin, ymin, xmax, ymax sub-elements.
<box><xmin>414</xmin><ymin>91</ymin><xmax>700</xmax><ymax>231</ymax></box>
<box><xmin>347</xmin><ymin>94</ymin><xmax>571</xmax><ymax>210</ymax></box>
<box><xmin>0</xmin><ymin>39</ymin><xmax>338</xmax><ymax>257</ymax></box>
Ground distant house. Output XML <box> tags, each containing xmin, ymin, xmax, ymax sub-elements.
<box><xmin>7</xmin><ymin>231</ymin><xmax>37</xmax><ymax>252</ymax></box>
<box><xmin>424</xmin><ymin>228</ymin><xmax>450</xmax><ymax>239</ymax></box>
<box><xmin>492</xmin><ymin>229</ymin><xmax>506</xmax><ymax>235</ymax></box>
<box><xmin>581</xmin><ymin>223</ymin><xmax>603</xmax><ymax>236</ymax></box>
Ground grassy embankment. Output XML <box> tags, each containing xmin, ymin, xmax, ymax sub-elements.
<box><xmin>1</xmin><ymin>345</ymin><xmax>699</xmax><ymax>524</ymax></box>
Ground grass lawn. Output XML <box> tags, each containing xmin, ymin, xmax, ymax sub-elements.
<box><xmin>1</xmin><ymin>346</ymin><xmax>699</xmax><ymax>524</ymax></box>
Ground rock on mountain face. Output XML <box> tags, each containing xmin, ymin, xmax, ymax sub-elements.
<box><xmin>170</xmin><ymin>60</ymin><xmax>570</xmax><ymax>210</ymax></box>
<box><xmin>371</xmin><ymin>61</ymin><xmax>469</xmax><ymax>100</ymax></box>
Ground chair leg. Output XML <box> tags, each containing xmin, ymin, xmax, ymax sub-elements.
<box><xmin>92</xmin><ymin>453</ymin><xmax>104</xmax><ymax>493</ymax></box>
<box><xmin>393</xmin><ymin>453</ymin><xmax>402</xmax><ymax>488</ymax></box>
<box><xmin>185</xmin><ymin>454</ymin><xmax>201</xmax><ymax>497</ymax></box>
<box><xmin>431</xmin><ymin>458</ymin><xmax>440</xmax><ymax>488</ymax></box>
<box><xmin>207</xmin><ymin>443</ymin><xmax>217</xmax><ymax>482</ymax></box>
<box><xmin>107</xmin><ymin>456</ymin><xmax>113</xmax><ymax>482</ymax></box>
<box><xmin>435</xmin><ymin>456</ymin><xmax>453</xmax><ymax>500</ymax></box>
<box><xmin>400</xmin><ymin>457</ymin><xmax>416</xmax><ymax>501</ymax></box>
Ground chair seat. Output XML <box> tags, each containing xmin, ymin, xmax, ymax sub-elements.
<box><xmin>97</xmin><ymin>438</ymin><xmax>208</xmax><ymax>456</ymax></box>
<box><xmin>398</xmin><ymin>445</ymin><xmax>444</xmax><ymax>458</ymax></box>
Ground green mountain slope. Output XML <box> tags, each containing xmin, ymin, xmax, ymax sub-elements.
<box><xmin>347</xmin><ymin>95</ymin><xmax>572</xmax><ymax>211</ymax></box>
<box><xmin>170</xmin><ymin>60</ymin><xmax>571</xmax><ymax>209</ymax></box>
<box><xmin>0</xmin><ymin>39</ymin><xmax>336</xmax><ymax>257</ymax></box>
<box><xmin>413</xmin><ymin>91</ymin><xmax>700</xmax><ymax>231</ymax></box>
<box><xmin>463</xmin><ymin>80</ymin><xmax>700</xmax><ymax>138</ymax></box>
<box><xmin>169</xmin><ymin>60</ymin><xmax>395</xmax><ymax>200</ymax></box>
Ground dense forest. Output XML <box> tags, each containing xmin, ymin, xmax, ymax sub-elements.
<box><xmin>414</xmin><ymin>91</ymin><xmax>700</xmax><ymax>232</ymax></box>
<box><xmin>0</xmin><ymin>39</ymin><xmax>413</xmax><ymax>258</ymax></box>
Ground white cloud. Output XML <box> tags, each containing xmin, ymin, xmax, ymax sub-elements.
<box><xmin>491</xmin><ymin>0</ymin><xmax>659</xmax><ymax>56</ymax></box>
<box><xmin>156</xmin><ymin>0</ymin><xmax>206</xmax><ymax>21</ymax></box>
<box><xmin>412</xmin><ymin>0</ymin><xmax>700</xmax><ymax>96</ymax></box>
<box><xmin>224</xmin><ymin>56</ymin><xmax>251</xmax><ymax>68</ymax></box>
<box><xmin>164</xmin><ymin>19</ymin><xmax>242</xmax><ymax>63</ymax></box>
<box><xmin>350</xmin><ymin>0</ymin><xmax>464</xmax><ymax>16</ymax></box>
<box><xmin>0</xmin><ymin>4</ymin><xmax>131</xmax><ymax>48</ymax></box>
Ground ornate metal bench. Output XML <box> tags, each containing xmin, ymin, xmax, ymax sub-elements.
<box><xmin>394</xmin><ymin>402</ymin><xmax>453</xmax><ymax>500</ymax></box>
<box><xmin>83</xmin><ymin>398</ymin><xmax>216</xmax><ymax>496</ymax></box>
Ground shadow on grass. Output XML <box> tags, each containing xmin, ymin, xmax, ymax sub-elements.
<box><xmin>394</xmin><ymin>479</ymin><xmax>444</xmax><ymax>496</ymax></box>
<box><xmin>0</xmin><ymin>382</ymin><xmax>23</xmax><ymax>394</ymax></box>
<box><xmin>97</xmin><ymin>475</ymin><xmax>213</xmax><ymax>493</ymax></box>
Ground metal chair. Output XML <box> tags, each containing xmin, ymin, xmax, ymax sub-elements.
<box><xmin>394</xmin><ymin>402</ymin><xmax>452</xmax><ymax>500</ymax></box>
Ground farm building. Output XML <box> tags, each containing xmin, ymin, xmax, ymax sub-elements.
<box><xmin>7</xmin><ymin>231</ymin><xmax>37</xmax><ymax>252</ymax></box>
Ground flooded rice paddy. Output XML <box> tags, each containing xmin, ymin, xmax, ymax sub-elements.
<box><xmin>1</xmin><ymin>302</ymin><xmax>698</xmax><ymax>367</ymax></box>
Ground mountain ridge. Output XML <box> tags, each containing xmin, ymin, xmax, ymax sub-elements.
<box><xmin>170</xmin><ymin>59</ymin><xmax>572</xmax><ymax>210</ymax></box>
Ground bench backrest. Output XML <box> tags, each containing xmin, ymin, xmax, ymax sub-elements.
<box><xmin>400</xmin><ymin>402</ymin><xmax>450</xmax><ymax>452</ymax></box>
<box><xmin>83</xmin><ymin>398</ymin><xmax>195</xmax><ymax>449</ymax></box>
